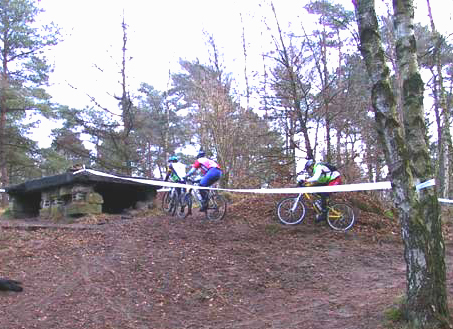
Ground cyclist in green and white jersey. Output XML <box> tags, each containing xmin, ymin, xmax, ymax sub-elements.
<box><xmin>164</xmin><ymin>156</ymin><xmax>186</xmax><ymax>197</ymax></box>
<box><xmin>300</xmin><ymin>159</ymin><xmax>342</xmax><ymax>222</ymax></box>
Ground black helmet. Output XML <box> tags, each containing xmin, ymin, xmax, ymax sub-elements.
<box><xmin>196</xmin><ymin>150</ymin><xmax>205</xmax><ymax>158</ymax></box>
<box><xmin>304</xmin><ymin>158</ymin><xmax>315</xmax><ymax>171</ymax></box>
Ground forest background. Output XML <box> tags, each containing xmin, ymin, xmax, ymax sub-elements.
<box><xmin>0</xmin><ymin>0</ymin><xmax>452</xmax><ymax>203</ymax></box>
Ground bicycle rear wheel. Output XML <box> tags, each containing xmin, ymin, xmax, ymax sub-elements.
<box><xmin>161</xmin><ymin>191</ymin><xmax>172</xmax><ymax>213</ymax></box>
<box><xmin>327</xmin><ymin>203</ymin><xmax>355</xmax><ymax>231</ymax></box>
<box><xmin>277</xmin><ymin>197</ymin><xmax>306</xmax><ymax>225</ymax></box>
<box><xmin>169</xmin><ymin>195</ymin><xmax>177</xmax><ymax>216</ymax></box>
<box><xmin>176</xmin><ymin>193</ymin><xmax>192</xmax><ymax>219</ymax></box>
<box><xmin>206</xmin><ymin>193</ymin><xmax>227</xmax><ymax>221</ymax></box>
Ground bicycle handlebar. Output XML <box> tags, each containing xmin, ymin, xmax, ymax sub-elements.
<box><xmin>184</xmin><ymin>178</ymin><xmax>201</xmax><ymax>185</ymax></box>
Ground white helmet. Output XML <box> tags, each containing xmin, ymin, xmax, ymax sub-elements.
<box><xmin>304</xmin><ymin>159</ymin><xmax>315</xmax><ymax>171</ymax></box>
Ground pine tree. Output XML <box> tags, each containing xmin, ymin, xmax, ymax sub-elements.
<box><xmin>0</xmin><ymin>0</ymin><xmax>60</xmax><ymax>205</ymax></box>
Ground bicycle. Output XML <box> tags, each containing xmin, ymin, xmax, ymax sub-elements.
<box><xmin>176</xmin><ymin>178</ymin><xmax>227</xmax><ymax>221</ymax></box>
<box><xmin>161</xmin><ymin>186</ymin><xmax>182</xmax><ymax>216</ymax></box>
<box><xmin>276</xmin><ymin>188</ymin><xmax>355</xmax><ymax>231</ymax></box>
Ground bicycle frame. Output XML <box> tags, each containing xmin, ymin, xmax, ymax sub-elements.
<box><xmin>305</xmin><ymin>192</ymin><xmax>353</xmax><ymax>225</ymax></box>
<box><xmin>187</xmin><ymin>186</ymin><xmax>204</xmax><ymax>207</ymax></box>
<box><xmin>177</xmin><ymin>180</ymin><xmax>226</xmax><ymax>221</ymax></box>
<box><xmin>297</xmin><ymin>192</ymin><xmax>322</xmax><ymax>213</ymax></box>
<box><xmin>182</xmin><ymin>180</ymin><xmax>216</xmax><ymax>208</ymax></box>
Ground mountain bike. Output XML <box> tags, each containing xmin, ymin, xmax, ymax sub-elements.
<box><xmin>276</xmin><ymin>190</ymin><xmax>355</xmax><ymax>231</ymax></box>
<box><xmin>176</xmin><ymin>178</ymin><xmax>227</xmax><ymax>221</ymax></box>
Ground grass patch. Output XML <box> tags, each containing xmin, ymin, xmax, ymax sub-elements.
<box><xmin>383</xmin><ymin>209</ymin><xmax>394</xmax><ymax>220</ymax></box>
<box><xmin>0</xmin><ymin>207</ymin><xmax>11</xmax><ymax>219</ymax></box>
<box><xmin>383</xmin><ymin>295</ymin><xmax>408</xmax><ymax>329</ymax></box>
<box><xmin>384</xmin><ymin>306</ymin><xmax>404</xmax><ymax>322</ymax></box>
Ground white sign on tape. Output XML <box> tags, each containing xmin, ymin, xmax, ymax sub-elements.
<box><xmin>416</xmin><ymin>179</ymin><xmax>435</xmax><ymax>191</ymax></box>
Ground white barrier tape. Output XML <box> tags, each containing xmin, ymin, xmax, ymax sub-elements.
<box><xmin>0</xmin><ymin>169</ymin><xmax>446</xmax><ymax>200</ymax></box>
<box><xmin>218</xmin><ymin>181</ymin><xmax>393</xmax><ymax>194</ymax></box>
<box><xmin>73</xmin><ymin>169</ymin><xmax>190</xmax><ymax>189</ymax></box>
<box><xmin>439</xmin><ymin>198</ymin><xmax>453</xmax><ymax>203</ymax></box>
<box><xmin>416</xmin><ymin>179</ymin><xmax>435</xmax><ymax>191</ymax></box>
<box><xmin>73</xmin><ymin>169</ymin><xmax>393</xmax><ymax>194</ymax></box>
<box><xmin>96</xmin><ymin>172</ymin><xmax>451</xmax><ymax>204</ymax></box>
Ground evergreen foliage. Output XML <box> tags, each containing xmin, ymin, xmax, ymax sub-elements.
<box><xmin>0</xmin><ymin>0</ymin><xmax>60</xmax><ymax>193</ymax></box>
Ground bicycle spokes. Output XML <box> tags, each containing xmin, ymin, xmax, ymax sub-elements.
<box><xmin>327</xmin><ymin>203</ymin><xmax>355</xmax><ymax>231</ymax></box>
<box><xmin>328</xmin><ymin>208</ymin><xmax>342</xmax><ymax>219</ymax></box>
<box><xmin>206</xmin><ymin>194</ymin><xmax>227</xmax><ymax>221</ymax></box>
<box><xmin>276</xmin><ymin>197</ymin><xmax>306</xmax><ymax>225</ymax></box>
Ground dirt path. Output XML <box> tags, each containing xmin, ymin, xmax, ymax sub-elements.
<box><xmin>0</xmin><ymin>208</ymin><xmax>450</xmax><ymax>329</ymax></box>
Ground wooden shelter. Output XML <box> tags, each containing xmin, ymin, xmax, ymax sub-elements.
<box><xmin>3</xmin><ymin>169</ymin><xmax>161</xmax><ymax>220</ymax></box>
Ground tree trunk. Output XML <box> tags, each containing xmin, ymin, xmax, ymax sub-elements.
<box><xmin>354</xmin><ymin>0</ymin><xmax>450</xmax><ymax>327</ymax></box>
<box><xmin>270</xmin><ymin>3</ymin><xmax>314</xmax><ymax>160</ymax></box>
<box><xmin>426</xmin><ymin>0</ymin><xmax>452</xmax><ymax>198</ymax></box>
<box><xmin>0</xmin><ymin>104</ymin><xmax>7</xmax><ymax>207</ymax></box>
<box><xmin>321</xmin><ymin>20</ymin><xmax>332</xmax><ymax>162</ymax></box>
<box><xmin>240</xmin><ymin>13</ymin><xmax>251</xmax><ymax>112</ymax></box>
<box><xmin>0</xmin><ymin>65</ymin><xmax>9</xmax><ymax>207</ymax></box>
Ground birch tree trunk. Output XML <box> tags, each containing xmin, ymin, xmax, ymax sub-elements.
<box><xmin>426</xmin><ymin>0</ymin><xmax>451</xmax><ymax>198</ymax></box>
<box><xmin>354</xmin><ymin>0</ymin><xmax>450</xmax><ymax>327</ymax></box>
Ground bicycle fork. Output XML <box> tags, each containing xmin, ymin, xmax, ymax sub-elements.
<box><xmin>291</xmin><ymin>194</ymin><xmax>303</xmax><ymax>212</ymax></box>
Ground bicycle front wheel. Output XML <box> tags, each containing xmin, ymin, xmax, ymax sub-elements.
<box><xmin>327</xmin><ymin>203</ymin><xmax>355</xmax><ymax>231</ymax></box>
<box><xmin>277</xmin><ymin>197</ymin><xmax>306</xmax><ymax>225</ymax></box>
<box><xmin>206</xmin><ymin>194</ymin><xmax>227</xmax><ymax>221</ymax></box>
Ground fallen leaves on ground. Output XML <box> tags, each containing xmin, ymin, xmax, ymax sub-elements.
<box><xmin>0</xmin><ymin>192</ymin><xmax>452</xmax><ymax>329</ymax></box>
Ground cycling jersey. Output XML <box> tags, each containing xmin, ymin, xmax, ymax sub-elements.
<box><xmin>166</xmin><ymin>162</ymin><xmax>186</xmax><ymax>182</ymax></box>
<box><xmin>192</xmin><ymin>157</ymin><xmax>221</xmax><ymax>175</ymax></box>
<box><xmin>306</xmin><ymin>163</ymin><xmax>340</xmax><ymax>184</ymax></box>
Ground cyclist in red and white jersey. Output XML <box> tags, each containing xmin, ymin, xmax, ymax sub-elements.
<box><xmin>184</xmin><ymin>150</ymin><xmax>222</xmax><ymax>211</ymax></box>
